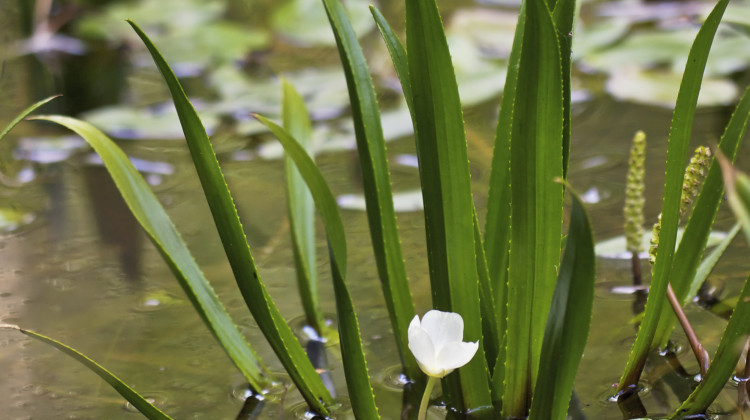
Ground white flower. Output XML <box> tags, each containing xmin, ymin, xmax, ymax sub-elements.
<box><xmin>408</xmin><ymin>310</ymin><xmax>479</xmax><ymax>378</ymax></box>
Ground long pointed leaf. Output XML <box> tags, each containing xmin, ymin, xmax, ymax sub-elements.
<box><xmin>486</xmin><ymin>2</ymin><xmax>525</xmax><ymax>405</ymax></box>
<box><xmin>529</xmin><ymin>188</ymin><xmax>596</xmax><ymax>420</ymax></box>
<box><xmin>256</xmin><ymin>115</ymin><xmax>380</xmax><ymax>420</ymax></box>
<box><xmin>502</xmin><ymin>0</ymin><xmax>565</xmax><ymax>416</ymax></box>
<box><xmin>322</xmin><ymin>0</ymin><xmax>418</xmax><ymax>380</ymax></box>
<box><xmin>653</xmin><ymin>82</ymin><xmax>750</xmax><ymax>347</ymax></box>
<box><xmin>127</xmin><ymin>20</ymin><xmax>333</xmax><ymax>413</ymax></box>
<box><xmin>1</xmin><ymin>324</ymin><xmax>173</xmax><ymax>420</ymax></box>
<box><xmin>30</xmin><ymin>115</ymin><xmax>272</xmax><ymax>393</ymax></box>
<box><xmin>0</xmin><ymin>95</ymin><xmax>59</xmax><ymax>141</ymax></box>
<box><xmin>282</xmin><ymin>80</ymin><xmax>324</xmax><ymax>334</ymax></box>
<box><xmin>617</xmin><ymin>0</ymin><xmax>730</xmax><ymax>391</ymax></box>
<box><xmin>404</xmin><ymin>0</ymin><xmax>492</xmax><ymax>411</ymax></box>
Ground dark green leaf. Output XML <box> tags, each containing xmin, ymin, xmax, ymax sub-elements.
<box><xmin>255</xmin><ymin>115</ymin><xmax>380</xmax><ymax>420</ymax></box>
<box><xmin>404</xmin><ymin>0</ymin><xmax>492</xmax><ymax>411</ymax></box>
<box><xmin>502</xmin><ymin>0</ymin><xmax>565</xmax><ymax>416</ymax></box>
<box><xmin>529</xmin><ymin>187</ymin><xmax>596</xmax><ymax>420</ymax></box>
<box><xmin>127</xmin><ymin>20</ymin><xmax>333</xmax><ymax>413</ymax></box>
<box><xmin>323</xmin><ymin>0</ymin><xmax>418</xmax><ymax>380</ymax></box>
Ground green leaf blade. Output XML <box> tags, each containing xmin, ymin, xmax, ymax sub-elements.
<box><xmin>31</xmin><ymin>115</ymin><xmax>272</xmax><ymax>393</ymax></box>
<box><xmin>2</xmin><ymin>325</ymin><xmax>173</xmax><ymax>420</ymax></box>
<box><xmin>323</xmin><ymin>0</ymin><xmax>418</xmax><ymax>380</ymax></box>
<box><xmin>127</xmin><ymin>20</ymin><xmax>333</xmax><ymax>413</ymax></box>
<box><xmin>502</xmin><ymin>0</ymin><xmax>565</xmax><ymax>416</ymax></box>
<box><xmin>617</xmin><ymin>0</ymin><xmax>730</xmax><ymax>391</ymax></box>
<box><xmin>404</xmin><ymin>0</ymin><xmax>492</xmax><ymax>411</ymax></box>
<box><xmin>529</xmin><ymin>188</ymin><xmax>596</xmax><ymax>420</ymax></box>
<box><xmin>0</xmin><ymin>95</ymin><xmax>59</xmax><ymax>141</ymax></box>
<box><xmin>653</xmin><ymin>82</ymin><xmax>750</xmax><ymax>347</ymax></box>
<box><xmin>256</xmin><ymin>115</ymin><xmax>380</xmax><ymax>420</ymax></box>
<box><xmin>282</xmin><ymin>80</ymin><xmax>324</xmax><ymax>334</ymax></box>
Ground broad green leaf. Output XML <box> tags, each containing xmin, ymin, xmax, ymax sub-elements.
<box><xmin>1</xmin><ymin>324</ymin><xmax>173</xmax><ymax>420</ymax></box>
<box><xmin>502</xmin><ymin>0</ymin><xmax>565</xmax><ymax>416</ymax></box>
<box><xmin>405</xmin><ymin>0</ymin><xmax>492</xmax><ymax>411</ymax></box>
<box><xmin>653</xmin><ymin>83</ymin><xmax>750</xmax><ymax>347</ymax></box>
<box><xmin>529</xmin><ymin>188</ymin><xmax>596</xmax><ymax>420</ymax></box>
<box><xmin>282</xmin><ymin>80</ymin><xmax>324</xmax><ymax>334</ymax></box>
<box><xmin>31</xmin><ymin>115</ymin><xmax>272</xmax><ymax>393</ymax></box>
<box><xmin>323</xmin><ymin>0</ymin><xmax>418</xmax><ymax>380</ymax></box>
<box><xmin>256</xmin><ymin>115</ymin><xmax>380</xmax><ymax>420</ymax></box>
<box><xmin>0</xmin><ymin>95</ymin><xmax>58</xmax><ymax>141</ymax></box>
<box><xmin>617</xmin><ymin>0</ymin><xmax>730</xmax><ymax>392</ymax></box>
<box><xmin>127</xmin><ymin>20</ymin><xmax>333</xmax><ymax>413</ymax></box>
<box><xmin>486</xmin><ymin>2</ymin><xmax>526</xmax><ymax>406</ymax></box>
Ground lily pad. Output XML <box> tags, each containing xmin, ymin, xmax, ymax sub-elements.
<box><xmin>81</xmin><ymin>104</ymin><xmax>220</xmax><ymax>140</ymax></box>
<box><xmin>15</xmin><ymin>136</ymin><xmax>88</xmax><ymax>164</ymax></box>
<box><xmin>272</xmin><ymin>0</ymin><xmax>375</xmax><ymax>46</ymax></box>
<box><xmin>595</xmin><ymin>228</ymin><xmax>728</xmax><ymax>260</ymax></box>
<box><xmin>606</xmin><ymin>68</ymin><xmax>737</xmax><ymax>108</ymax></box>
<box><xmin>337</xmin><ymin>190</ymin><xmax>423</xmax><ymax>212</ymax></box>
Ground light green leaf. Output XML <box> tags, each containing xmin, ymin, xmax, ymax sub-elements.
<box><xmin>0</xmin><ymin>95</ymin><xmax>58</xmax><ymax>141</ymax></box>
<box><xmin>617</xmin><ymin>0</ymin><xmax>730</xmax><ymax>392</ymax></box>
<box><xmin>256</xmin><ymin>115</ymin><xmax>380</xmax><ymax>420</ymax></box>
<box><xmin>529</xmin><ymin>188</ymin><xmax>596</xmax><ymax>420</ymax></box>
<box><xmin>282</xmin><ymin>80</ymin><xmax>324</xmax><ymax>335</ymax></box>
<box><xmin>1</xmin><ymin>324</ymin><xmax>173</xmax><ymax>420</ymax></box>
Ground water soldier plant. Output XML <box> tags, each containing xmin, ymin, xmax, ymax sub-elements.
<box><xmin>4</xmin><ymin>0</ymin><xmax>750</xmax><ymax>418</ymax></box>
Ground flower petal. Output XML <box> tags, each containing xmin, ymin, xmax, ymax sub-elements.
<box><xmin>421</xmin><ymin>310</ymin><xmax>464</xmax><ymax>348</ymax></box>
<box><xmin>435</xmin><ymin>340</ymin><xmax>479</xmax><ymax>372</ymax></box>
<box><xmin>408</xmin><ymin>318</ymin><xmax>437</xmax><ymax>375</ymax></box>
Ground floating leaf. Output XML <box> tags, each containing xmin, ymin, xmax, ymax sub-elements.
<box><xmin>606</xmin><ymin>68</ymin><xmax>737</xmax><ymax>108</ymax></box>
<box><xmin>272</xmin><ymin>0</ymin><xmax>375</xmax><ymax>46</ymax></box>
<box><xmin>82</xmin><ymin>104</ymin><xmax>220</xmax><ymax>140</ymax></box>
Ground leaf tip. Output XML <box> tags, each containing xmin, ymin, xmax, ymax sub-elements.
<box><xmin>0</xmin><ymin>323</ymin><xmax>21</xmax><ymax>331</ymax></box>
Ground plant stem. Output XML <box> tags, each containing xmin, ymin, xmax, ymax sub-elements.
<box><xmin>418</xmin><ymin>376</ymin><xmax>437</xmax><ymax>420</ymax></box>
<box><xmin>666</xmin><ymin>282</ymin><xmax>709</xmax><ymax>376</ymax></box>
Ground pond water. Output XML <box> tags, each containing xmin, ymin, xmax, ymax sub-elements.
<box><xmin>1</xmin><ymin>0</ymin><xmax>750</xmax><ymax>419</ymax></box>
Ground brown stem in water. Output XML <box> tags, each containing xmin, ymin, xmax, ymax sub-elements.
<box><xmin>667</xmin><ymin>282</ymin><xmax>710</xmax><ymax>377</ymax></box>
<box><xmin>631</xmin><ymin>251</ymin><xmax>643</xmax><ymax>286</ymax></box>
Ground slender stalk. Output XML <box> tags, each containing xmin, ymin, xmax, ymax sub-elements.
<box><xmin>666</xmin><ymin>282</ymin><xmax>709</xmax><ymax>376</ymax></box>
<box><xmin>631</xmin><ymin>251</ymin><xmax>642</xmax><ymax>286</ymax></box>
<box><xmin>418</xmin><ymin>377</ymin><xmax>437</xmax><ymax>420</ymax></box>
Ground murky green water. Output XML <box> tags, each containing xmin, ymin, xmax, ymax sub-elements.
<box><xmin>2</xmin><ymin>0</ymin><xmax>750</xmax><ymax>419</ymax></box>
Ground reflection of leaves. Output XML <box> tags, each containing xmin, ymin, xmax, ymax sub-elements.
<box><xmin>272</xmin><ymin>0</ymin><xmax>375</xmax><ymax>46</ymax></box>
<box><xmin>606</xmin><ymin>68</ymin><xmax>737</xmax><ymax>107</ymax></box>
<box><xmin>81</xmin><ymin>104</ymin><xmax>220</xmax><ymax>140</ymax></box>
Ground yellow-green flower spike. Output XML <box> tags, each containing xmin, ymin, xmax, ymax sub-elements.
<box><xmin>625</xmin><ymin>131</ymin><xmax>647</xmax><ymax>253</ymax></box>
<box><xmin>649</xmin><ymin>213</ymin><xmax>661</xmax><ymax>265</ymax></box>
<box><xmin>680</xmin><ymin>146</ymin><xmax>712</xmax><ymax>220</ymax></box>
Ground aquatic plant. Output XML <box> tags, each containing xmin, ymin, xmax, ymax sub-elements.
<box><xmin>5</xmin><ymin>0</ymin><xmax>750</xmax><ymax>418</ymax></box>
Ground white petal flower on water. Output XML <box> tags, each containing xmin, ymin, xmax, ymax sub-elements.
<box><xmin>408</xmin><ymin>309</ymin><xmax>479</xmax><ymax>378</ymax></box>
